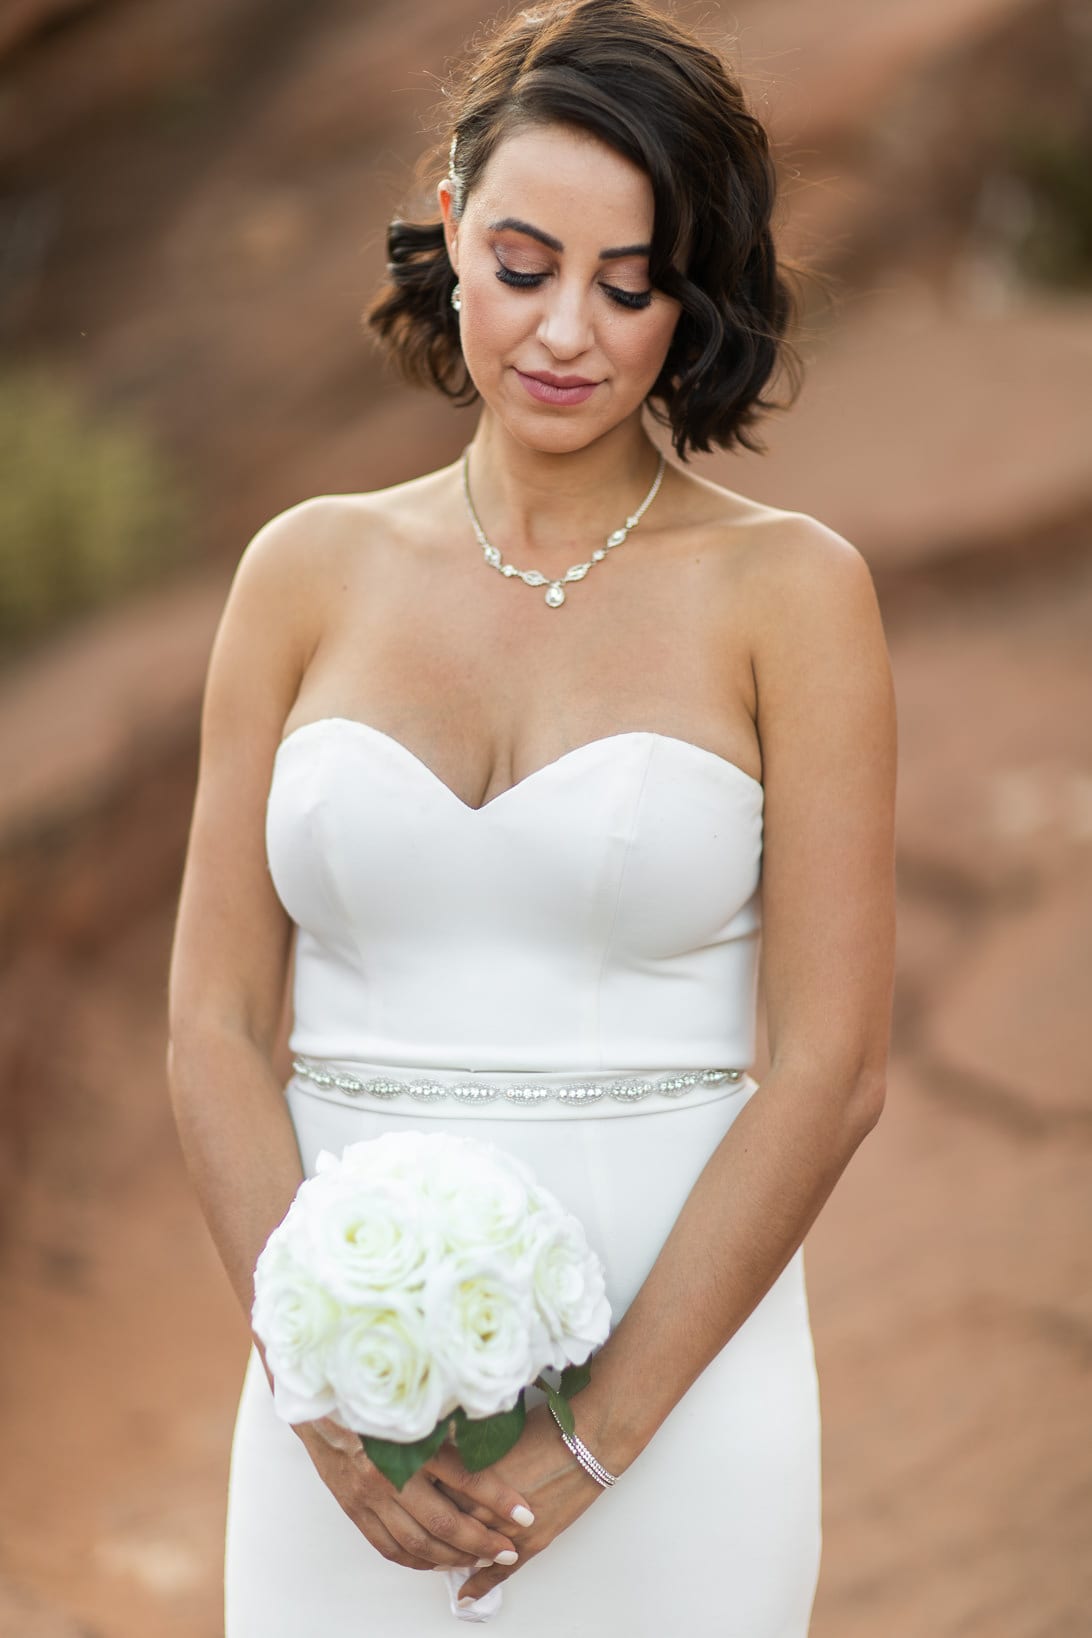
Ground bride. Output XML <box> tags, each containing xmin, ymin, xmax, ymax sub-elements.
<box><xmin>166</xmin><ymin>1</ymin><xmax>896</xmax><ymax>1631</ymax></box>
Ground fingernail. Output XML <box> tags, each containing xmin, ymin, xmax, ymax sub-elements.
<box><xmin>473</xmin><ymin>1557</ymin><xmax>492</xmax><ymax>1568</ymax></box>
<box><xmin>458</xmin><ymin>1595</ymin><xmax>477</xmax><ymax>1607</ymax></box>
<box><xmin>494</xmin><ymin>1548</ymin><xmax>519</xmax><ymax>1565</ymax></box>
<box><xmin>510</xmin><ymin>1504</ymin><xmax>535</xmax><ymax>1526</ymax></box>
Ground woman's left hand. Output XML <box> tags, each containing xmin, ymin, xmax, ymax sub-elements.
<box><xmin>434</xmin><ymin>1399</ymin><xmax>610</xmax><ymax>1604</ymax></box>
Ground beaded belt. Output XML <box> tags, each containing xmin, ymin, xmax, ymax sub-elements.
<box><xmin>290</xmin><ymin>1055</ymin><xmax>746</xmax><ymax>1107</ymax></box>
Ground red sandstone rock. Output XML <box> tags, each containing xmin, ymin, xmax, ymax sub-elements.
<box><xmin>2</xmin><ymin>0</ymin><xmax>1090</xmax><ymax>1632</ymax></box>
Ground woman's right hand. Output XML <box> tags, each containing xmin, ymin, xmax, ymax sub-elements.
<box><xmin>294</xmin><ymin>1417</ymin><xmax>535</xmax><ymax>1573</ymax></box>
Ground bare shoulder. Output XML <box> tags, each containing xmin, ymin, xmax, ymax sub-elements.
<box><xmin>229</xmin><ymin>466</ymin><xmax>452</xmax><ymax>639</ymax></box>
<box><xmin>228</xmin><ymin>492</ymin><xmax>348</xmax><ymax>629</ymax></box>
<box><xmin>743</xmin><ymin>506</ymin><xmax>883</xmax><ymax>648</ymax></box>
<box><xmin>249</xmin><ymin>467</ymin><xmax>451</xmax><ymax>547</ymax></box>
<box><xmin>233</xmin><ymin>486</ymin><xmax>387</xmax><ymax>596</ymax></box>
<box><xmin>735</xmin><ymin>505</ymin><xmax>896</xmax><ymax>807</ymax></box>
<box><xmin>677</xmin><ymin>469</ymin><xmax>884</xmax><ymax>660</ymax></box>
<box><xmin>674</xmin><ymin>471</ymin><xmax>870</xmax><ymax>612</ymax></box>
<box><xmin>303</xmin><ymin>465</ymin><xmax>456</xmax><ymax>541</ymax></box>
<box><xmin>676</xmin><ymin>471</ymin><xmax>895</xmax><ymax>796</ymax></box>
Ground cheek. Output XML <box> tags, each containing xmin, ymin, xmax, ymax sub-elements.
<box><xmin>458</xmin><ymin>285</ymin><xmax>528</xmax><ymax>375</ymax></box>
<box><xmin>610</xmin><ymin>310</ymin><xmax>679</xmax><ymax>382</ymax></box>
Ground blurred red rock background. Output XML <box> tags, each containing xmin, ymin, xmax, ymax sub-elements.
<box><xmin>1</xmin><ymin>1</ymin><xmax>1089</xmax><ymax>1633</ymax></box>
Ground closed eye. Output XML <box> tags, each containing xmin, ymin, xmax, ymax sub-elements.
<box><xmin>494</xmin><ymin>267</ymin><xmax>652</xmax><ymax>310</ymax></box>
<box><xmin>602</xmin><ymin>285</ymin><xmax>654</xmax><ymax>311</ymax></box>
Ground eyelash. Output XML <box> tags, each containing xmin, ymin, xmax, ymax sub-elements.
<box><xmin>494</xmin><ymin>267</ymin><xmax>653</xmax><ymax>311</ymax></box>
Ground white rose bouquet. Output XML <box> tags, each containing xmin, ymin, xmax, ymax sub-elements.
<box><xmin>252</xmin><ymin>1130</ymin><xmax>612</xmax><ymax>1489</ymax></box>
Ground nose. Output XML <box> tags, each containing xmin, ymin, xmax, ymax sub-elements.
<box><xmin>536</xmin><ymin>280</ymin><xmax>595</xmax><ymax>362</ymax></box>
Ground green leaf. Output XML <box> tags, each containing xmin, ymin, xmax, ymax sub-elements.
<box><xmin>454</xmin><ymin>1394</ymin><xmax>527</xmax><ymax>1472</ymax></box>
<box><xmin>542</xmin><ymin>1381</ymin><xmax>575</xmax><ymax>1437</ymax></box>
<box><xmin>559</xmin><ymin>1360</ymin><xmax>591</xmax><ymax>1398</ymax></box>
<box><xmin>361</xmin><ymin>1417</ymin><xmax>449</xmax><ymax>1491</ymax></box>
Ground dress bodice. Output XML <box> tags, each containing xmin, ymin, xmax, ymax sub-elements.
<box><xmin>265</xmin><ymin>716</ymin><xmax>764</xmax><ymax>1072</ymax></box>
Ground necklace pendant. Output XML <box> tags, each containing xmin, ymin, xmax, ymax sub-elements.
<box><xmin>461</xmin><ymin>446</ymin><xmax>666</xmax><ymax>610</ymax></box>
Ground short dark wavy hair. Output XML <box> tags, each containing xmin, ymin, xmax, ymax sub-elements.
<box><xmin>364</xmin><ymin>0</ymin><xmax>807</xmax><ymax>461</ymax></box>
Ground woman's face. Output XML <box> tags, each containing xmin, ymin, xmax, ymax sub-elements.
<box><xmin>438</xmin><ymin>122</ymin><xmax>682</xmax><ymax>453</ymax></box>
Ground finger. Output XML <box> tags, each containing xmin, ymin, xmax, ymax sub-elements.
<box><xmin>350</xmin><ymin>1506</ymin><xmax>436</xmax><ymax>1572</ymax></box>
<box><xmin>382</xmin><ymin>1479</ymin><xmax>521</xmax><ymax>1570</ymax></box>
<box><xmin>345</xmin><ymin>1460</ymin><xmax>474</xmax><ymax>1571</ymax></box>
<box><xmin>378</xmin><ymin>1503</ymin><xmax>475</xmax><ymax>1570</ymax></box>
<box><xmin>425</xmin><ymin>1445</ymin><xmax>537</xmax><ymax>1531</ymax></box>
<box><xmin>457</xmin><ymin>1563</ymin><xmax>518</xmax><ymax>1606</ymax></box>
<box><xmin>303</xmin><ymin>1439</ymin><xmax>455</xmax><ymax>1572</ymax></box>
<box><xmin>405</xmin><ymin>1466</ymin><xmax>525</xmax><ymax>1562</ymax></box>
<box><xmin>432</xmin><ymin>1475</ymin><xmax>491</xmax><ymax>1523</ymax></box>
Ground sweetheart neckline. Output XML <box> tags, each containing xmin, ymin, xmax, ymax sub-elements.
<box><xmin>275</xmin><ymin>715</ymin><xmax>764</xmax><ymax>814</ymax></box>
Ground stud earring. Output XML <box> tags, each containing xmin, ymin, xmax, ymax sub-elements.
<box><xmin>450</xmin><ymin>282</ymin><xmax>462</xmax><ymax>314</ymax></box>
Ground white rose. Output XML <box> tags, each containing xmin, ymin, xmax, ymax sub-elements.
<box><xmin>326</xmin><ymin>1299</ymin><xmax>453</xmax><ymax>1441</ymax></box>
<box><xmin>318</xmin><ymin>1131</ymin><xmax>448</xmax><ymax>1186</ymax></box>
<box><xmin>427</xmin><ymin>1261</ymin><xmax>538</xmax><ymax>1419</ymax></box>
<box><xmin>302</xmin><ymin>1178</ymin><xmax>438</xmax><ymax>1305</ymax></box>
<box><xmin>422</xmin><ymin>1149</ymin><xmax>543</xmax><ymax>1269</ymax></box>
<box><xmin>252</xmin><ymin>1240</ymin><xmax>341</xmax><ymax>1424</ymax></box>
<box><xmin>527</xmin><ymin>1211</ymin><xmax>612</xmax><ymax>1370</ymax></box>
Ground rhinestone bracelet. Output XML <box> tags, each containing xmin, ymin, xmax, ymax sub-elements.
<box><xmin>546</xmin><ymin>1398</ymin><xmax>618</xmax><ymax>1487</ymax></box>
<box><xmin>290</xmin><ymin>1056</ymin><xmax>744</xmax><ymax>1107</ymax></box>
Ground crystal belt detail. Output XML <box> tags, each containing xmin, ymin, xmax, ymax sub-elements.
<box><xmin>290</xmin><ymin>1056</ymin><xmax>744</xmax><ymax>1106</ymax></box>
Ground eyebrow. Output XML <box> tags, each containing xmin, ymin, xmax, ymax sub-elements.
<box><xmin>488</xmin><ymin>217</ymin><xmax>651</xmax><ymax>260</ymax></box>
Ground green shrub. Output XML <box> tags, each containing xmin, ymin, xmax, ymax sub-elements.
<box><xmin>0</xmin><ymin>367</ymin><xmax>191</xmax><ymax>657</ymax></box>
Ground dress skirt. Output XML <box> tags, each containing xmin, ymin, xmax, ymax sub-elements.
<box><xmin>224</xmin><ymin>1061</ymin><xmax>822</xmax><ymax>1636</ymax></box>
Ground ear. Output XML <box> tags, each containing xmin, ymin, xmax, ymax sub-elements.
<box><xmin>437</xmin><ymin>178</ymin><xmax>459</xmax><ymax>275</ymax></box>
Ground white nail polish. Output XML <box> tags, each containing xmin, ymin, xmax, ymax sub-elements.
<box><xmin>510</xmin><ymin>1504</ymin><xmax>535</xmax><ymax>1526</ymax></box>
<box><xmin>473</xmin><ymin>1557</ymin><xmax>492</xmax><ymax>1568</ymax></box>
<box><xmin>494</xmin><ymin>1548</ymin><xmax>519</xmax><ymax>1565</ymax></box>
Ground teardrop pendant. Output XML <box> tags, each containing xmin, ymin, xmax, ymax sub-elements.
<box><xmin>461</xmin><ymin>446</ymin><xmax>666</xmax><ymax>608</ymax></box>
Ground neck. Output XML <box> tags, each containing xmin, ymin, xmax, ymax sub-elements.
<box><xmin>462</xmin><ymin>412</ymin><xmax>666</xmax><ymax>557</ymax></box>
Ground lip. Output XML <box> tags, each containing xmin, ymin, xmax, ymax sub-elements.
<box><xmin>515</xmin><ymin>369</ymin><xmax>600</xmax><ymax>406</ymax></box>
<box><xmin>527</xmin><ymin>371</ymin><xmax>597</xmax><ymax>387</ymax></box>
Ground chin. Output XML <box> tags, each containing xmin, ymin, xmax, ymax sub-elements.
<box><xmin>512</xmin><ymin>414</ymin><xmax>604</xmax><ymax>446</ymax></box>
<box><xmin>494</xmin><ymin>385</ymin><xmax>645</xmax><ymax>454</ymax></box>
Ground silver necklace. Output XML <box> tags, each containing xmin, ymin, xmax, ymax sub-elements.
<box><xmin>460</xmin><ymin>446</ymin><xmax>666</xmax><ymax>608</ymax></box>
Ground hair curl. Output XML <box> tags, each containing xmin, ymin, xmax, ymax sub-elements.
<box><xmin>364</xmin><ymin>0</ymin><xmax>808</xmax><ymax>460</ymax></box>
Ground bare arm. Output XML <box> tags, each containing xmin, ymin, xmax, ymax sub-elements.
<box><xmin>165</xmin><ymin>497</ymin><xmax>535</xmax><ymax>1570</ymax></box>
<box><xmin>571</xmin><ymin>519</ymin><xmax>897</xmax><ymax>1470</ymax></box>
<box><xmin>452</xmin><ymin>517</ymin><xmax>898</xmax><ymax>1608</ymax></box>
<box><xmin>166</xmin><ymin>500</ymin><xmax>323</xmax><ymax>1320</ymax></box>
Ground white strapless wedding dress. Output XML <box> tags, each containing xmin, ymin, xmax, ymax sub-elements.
<box><xmin>225</xmin><ymin>716</ymin><xmax>821</xmax><ymax>1635</ymax></box>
